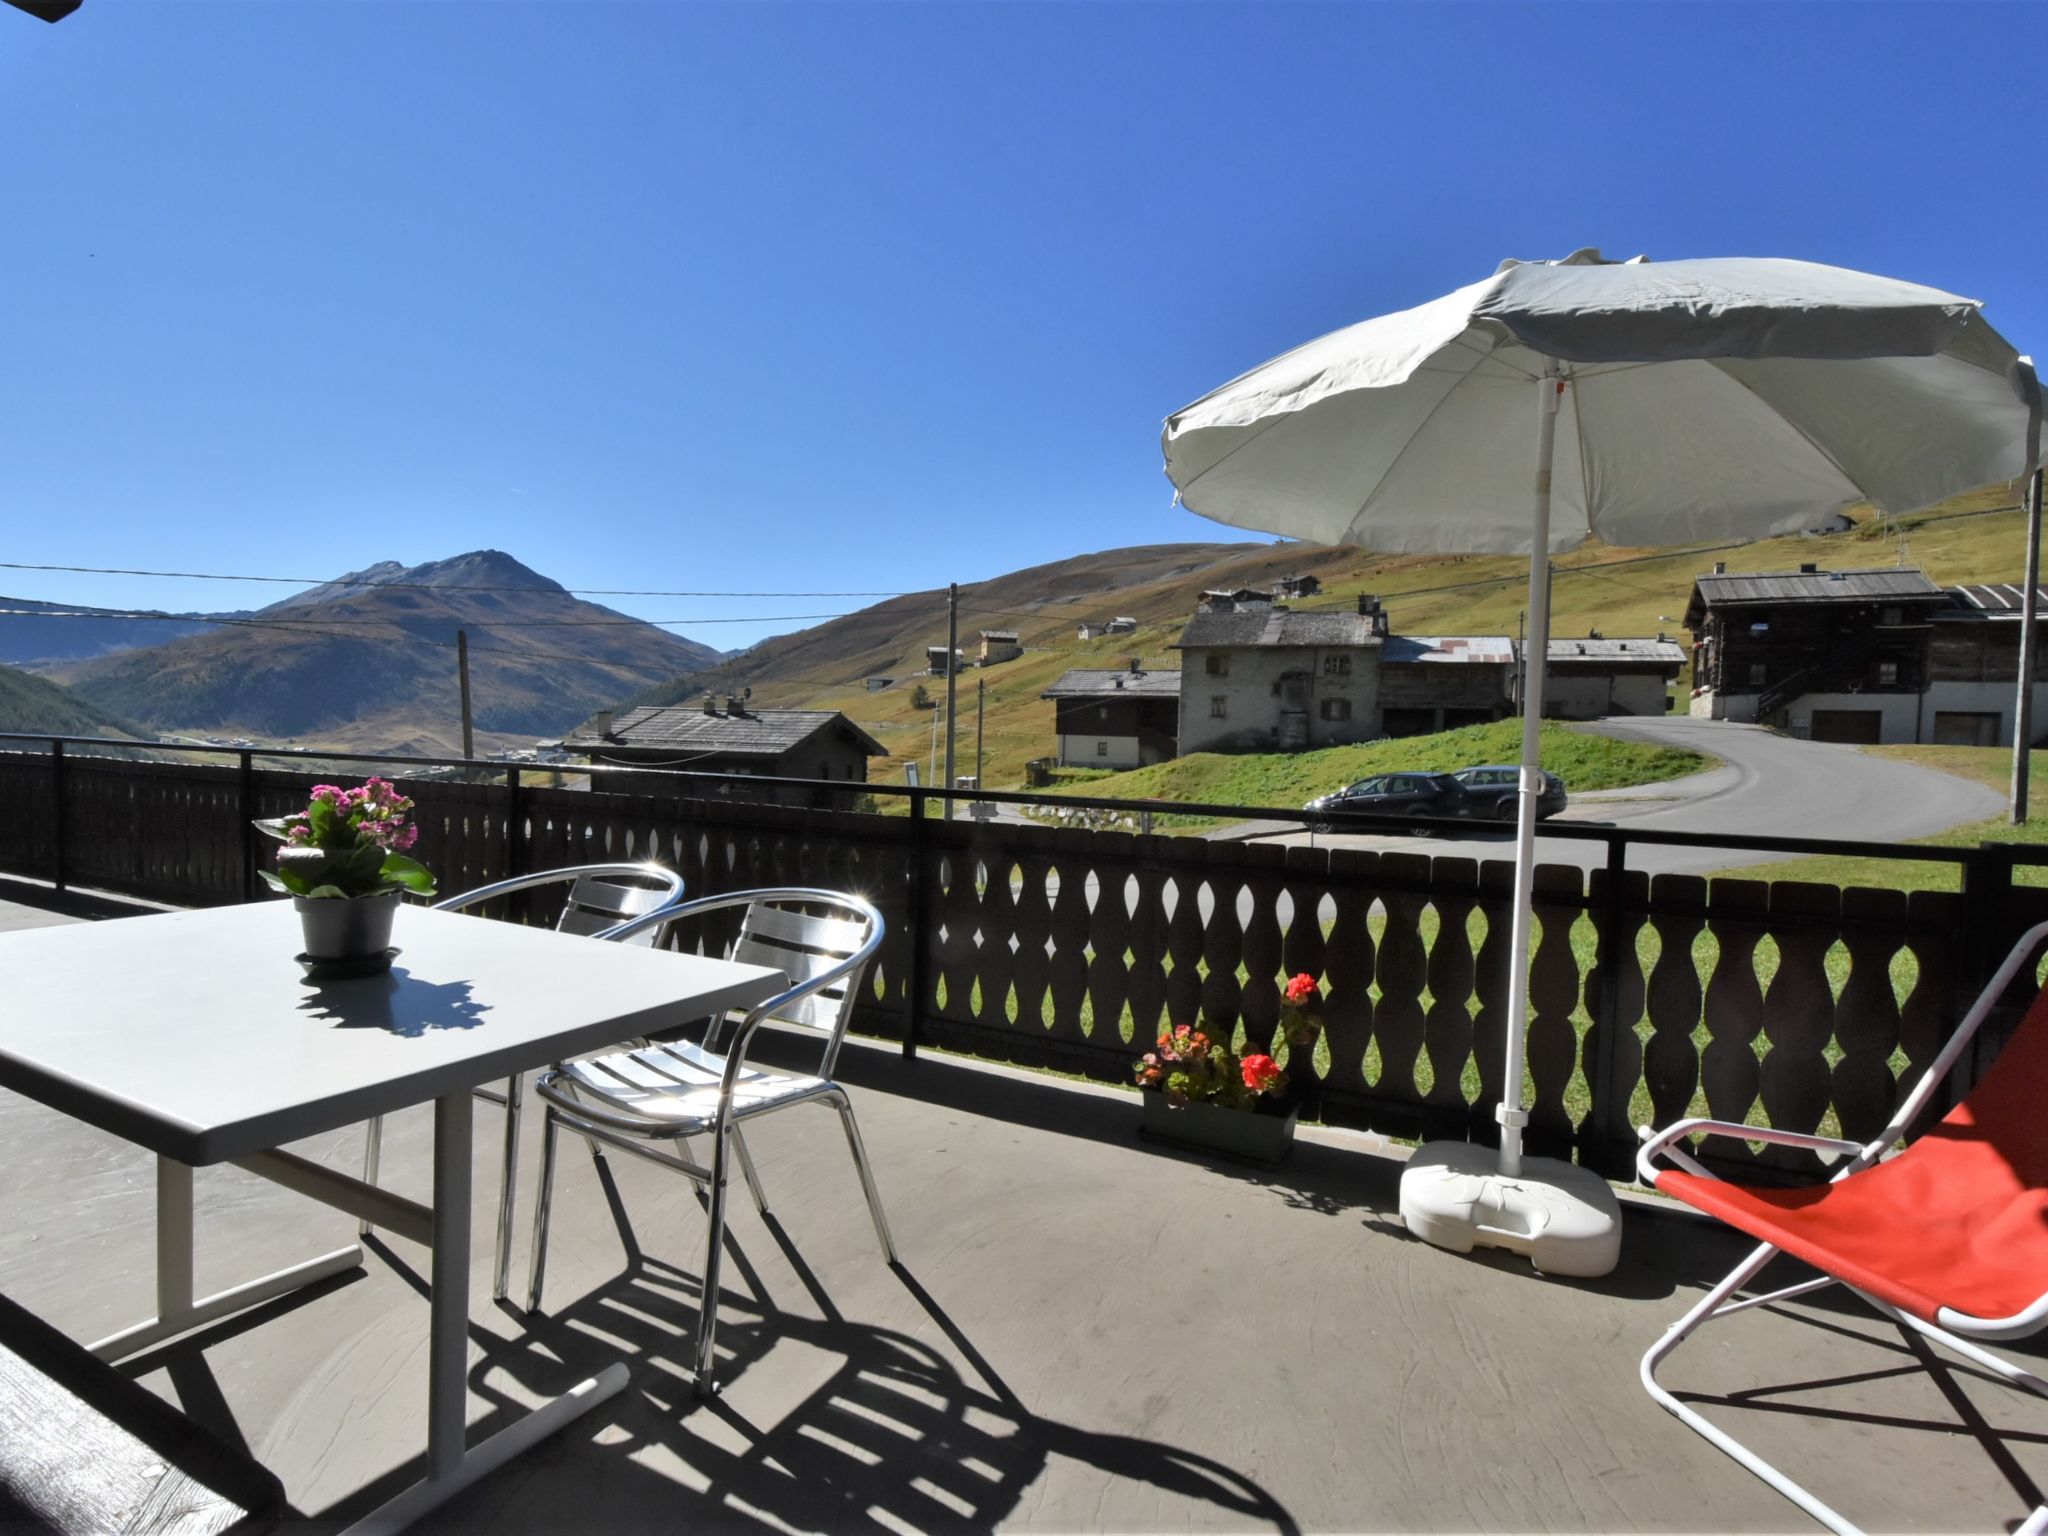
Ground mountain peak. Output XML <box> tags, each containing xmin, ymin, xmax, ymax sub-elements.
<box><xmin>401</xmin><ymin>550</ymin><xmax>569</xmax><ymax>595</ymax></box>
<box><xmin>264</xmin><ymin>550</ymin><xmax>568</xmax><ymax>612</ymax></box>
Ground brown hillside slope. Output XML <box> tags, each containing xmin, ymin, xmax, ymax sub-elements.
<box><xmin>620</xmin><ymin>483</ymin><xmax>2033</xmax><ymax>793</ymax></box>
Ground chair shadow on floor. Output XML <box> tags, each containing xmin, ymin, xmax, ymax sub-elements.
<box><xmin>311</xmin><ymin>1155</ymin><xmax>1299</xmax><ymax>1534</ymax></box>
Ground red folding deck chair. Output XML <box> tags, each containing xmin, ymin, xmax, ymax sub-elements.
<box><xmin>1637</xmin><ymin>920</ymin><xmax>2048</xmax><ymax>1536</ymax></box>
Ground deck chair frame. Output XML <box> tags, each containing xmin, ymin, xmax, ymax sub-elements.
<box><xmin>1637</xmin><ymin>918</ymin><xmax>2048</xmax><ymax>1536</ymax></box>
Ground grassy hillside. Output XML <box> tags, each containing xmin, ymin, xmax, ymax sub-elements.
<box><xmin>623</xmin><ymin>480</ymin><xmax>2030</xmax><ymax>798</ymax></box>
<box><xmin>0</xmin><ymin>663</ymin><xmax>146</xmax><ymax>741</ymax></box>
<box><xmin>1036</xmin><ymin>719</ymin><xmax>1708</xmax><ymax>825</ymax></box>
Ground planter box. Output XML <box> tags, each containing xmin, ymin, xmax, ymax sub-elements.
<box><xmin>1138</xmin><ymin>1093</ymin><xmax>1296</xmax><ymax>1166</ymax></box>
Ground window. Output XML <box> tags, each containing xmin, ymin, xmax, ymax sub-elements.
<box><xmin>1322</xmin><ymin>654</ymin><xmax>1352</xmax><ymax>678</ymax></box>
<box><xmin>1319</xmin><ymin>698</ymin><xmax>1351</xmax><ymax>722</ymax></box>
<box><xmin>1205</xmin><ymin>654</ymin><xmax>1229</xmax><ymax>677</ymax></box>
<box><xmin>1098</xmin><ymin>706</ymin><xmax>1110</xmax><ymax>722</ymax></box>
<box><xmin>1748</xmin><ymin>663</ymin><xmax>1767</xmax><ymax>688</ymax></box>
<box><xmin>1096</xmin><ymin>740</ymin><xmax>1109</xmax><ymax>757</ymax></box>
<box><xmin>1880</xmin><ymin>607</ymin><xmax>1902</xmax><ymax>626</ymax></box>
<box><xmin>1209</xmin><ymin>696</ymin><xmax>1227</xmax><ymax>718</ymax></box>
<box><xmin>1878</xmin><ymin>660</ymin><xmax>1899</xmax><ymax>686</ymax></box>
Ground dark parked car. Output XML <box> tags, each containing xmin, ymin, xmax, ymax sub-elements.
<box><xmin>1304</xmin><ymin>772</ymin><xmax>1473</xmax><ymax>821</ymax></box>
<box><xmin>1449</xmin><ymin>764</ymin><xmax>1567</xmax><ymax>820</ymax></box>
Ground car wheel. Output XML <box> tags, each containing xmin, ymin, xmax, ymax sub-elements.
<box><xmin>1495</xmin><ymin>798</ymin><xmax>1517</xmax><ymax>821</ymax></box>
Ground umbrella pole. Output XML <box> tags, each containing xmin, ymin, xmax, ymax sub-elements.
<box><xmin>1394</xmin><ymin>362</ymin><xmax>1620</xmax><ymax>1278</ymax></box>
<box><xmin>1497</xmin><ymin>366</ymin><xmax>1562</xmax><ymax>1178</ymax></box>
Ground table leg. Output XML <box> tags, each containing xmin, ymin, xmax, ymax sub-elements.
<box><xmin>343</xmin><ymin>1092</ymin><xmax>629</xmax><ymax>1535</ymax></box>
<box><xmin>427</xmin><ymin>1091</ymin><xmax>472</xmax><ymax>1479</ymax></box>
<box><xmin>91</xmin><ymin>1155</ymin><xmax>363</xmax><ymax>1363</ymax></box>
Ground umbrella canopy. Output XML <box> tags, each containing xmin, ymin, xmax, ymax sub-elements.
<box><xmin>1162</xmin><ymin>248</ymin><xmax>2039</xmax><ymax>1274</ymax></box>
<box><xmin>1165</xmin><ymin>249</ymin><xmax>2038</xmax><ymax>555</ymax></box>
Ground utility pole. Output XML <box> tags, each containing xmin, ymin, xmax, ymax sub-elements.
<box><xmin>975</xmin><ymin>675</ymin><xmax>986</xmax><ymax>795</ymax></box>
<box><xmin>2013</xmin><ymin>467</ymin><xmax>2044</xmax><ymax>824</ymax></box>
<box><xmin>943</xmin><ymin>582</ymin><xmax>959</xmax><ymax>821</ymax></box>
<box><xmin>456</xmin><ymin>629</ymin><xmax>476</xmax><ymax>765</ymax></box>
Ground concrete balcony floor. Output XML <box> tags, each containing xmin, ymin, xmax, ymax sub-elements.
<box><xmin>1</xmin><ymin>884</ymin><xmax>2044</xmax><ymax>1533</ymax></box>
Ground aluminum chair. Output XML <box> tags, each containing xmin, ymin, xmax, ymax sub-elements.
<box><xmin>524</xmin><ymin>888</ymin><xmax>891</xmax><ymax>1393</ymax></box>
<box><xmin>1637</xmin><ymin>918</ymin><xmax>2048</xmax><ymax>1536</ymax></box>
<box><xmin>360</xmin><ymin>862</ymin><xmax>687</xmax><ymax>1300</ymax></box>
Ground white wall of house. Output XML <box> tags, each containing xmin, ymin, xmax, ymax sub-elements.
<box><xmin>1058</xmin><ymin>733</ymin><xmax>1141</xmax><ymax>768</ymax></box>
<box><xmin>1547</xmin><ymin>672</ymin><xmax>1672</xmax><ymax>719</ymax></box>
<box><xmin>1784</xmin><ymin>691</ymin><xmax>1920</xmax><ymax>741</ymax></box>
<box><xmin>1698</xmin><ymin>684</ymin><xmax>2048</xmax><ymax>744</ymax></box>
<box><xmin>1914</xmin><ymin>681</ymin><xmax>2048</xmax><ymax>746</ymax></box>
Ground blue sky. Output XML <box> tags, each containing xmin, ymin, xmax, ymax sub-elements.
<box><xmin>3</xmin><ymin>1</ymin><xmax>2044</xmax><ymax>650</ymax></box>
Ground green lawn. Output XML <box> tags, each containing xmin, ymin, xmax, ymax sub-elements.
<box><xmin>1030</xmin><ymin>718</ymin><xmax>1709</xmax><ymax>830</ymax></box>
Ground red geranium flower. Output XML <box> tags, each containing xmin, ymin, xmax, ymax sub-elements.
<box><xmin>1240</xmin><ymin>1053</ymin><xmax>1284</xmax><ymax>1093</ymax></box>
<box><xmin>1284</xmin><ymin>973</ymin><xmax>1319</xmax><ymax>1005</ymax></box>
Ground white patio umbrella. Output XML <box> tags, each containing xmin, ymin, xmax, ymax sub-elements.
<box><xmin>1163</xmin><ymin>248</ymin><xmax>2041</xmax><ymax>1277</ymax></box>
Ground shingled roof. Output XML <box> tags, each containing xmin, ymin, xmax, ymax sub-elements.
<box><xmin>558</xmin><ymin>706</ymin><xmax>884</xmax><ymax>758</ymax></box>
<box><xmin>1683</xmin><ymin>567</ymin><xmax>1946</xmax><ymax>629</ymax></box>
<box><xmin>1172</xmin><ymin>608</ymin><xmax>1382</xmax><ymax>649</ymax></box>
<box><xmin>1041</xmin><ymin>668</ymin><xmax>1181</xmax><ymax>699</ymax></box>
<box><xmin>1544</xmin><ymin>637</ymin><xmax>1687</xmax><ymax>664</ymax></box>
<box><xmin>1690</xmin><ymin>568</ymin><xmax>1943</xmax><ymax>606</ymax></box>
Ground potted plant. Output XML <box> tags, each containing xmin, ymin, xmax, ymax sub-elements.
<box><xmin>256</xmin><ymin>778</ymin><xmax>436</xmax><ymax>969</ymax></box>
<box><xmin>1133</xmin><ymin>973</ymin><xmax>1323</xmax><ymax>1164</ymax></box>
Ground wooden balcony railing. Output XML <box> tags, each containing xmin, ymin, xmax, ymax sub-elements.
<box><xmin>6</xmin><ymin>735</ymin><xmax>2045</xmax><ymax>1185</ymax></box>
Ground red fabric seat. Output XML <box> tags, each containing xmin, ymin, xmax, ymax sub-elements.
<box><xmin>1657</xmin><ymin>985</ymin><xmax>2048</xmax><ymax>1326</ymax></box>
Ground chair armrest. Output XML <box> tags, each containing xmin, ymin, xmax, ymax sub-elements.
<box><xmin>1636</xmin><ymin>1117</ymin><xmax>1869</xmax><ymax>1186</ymax></box>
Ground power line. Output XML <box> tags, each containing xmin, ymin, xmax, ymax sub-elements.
<box><xmin>0</xmin><ymin>561</ymin><xmax>909</xmax><ymax>599</ymax></box>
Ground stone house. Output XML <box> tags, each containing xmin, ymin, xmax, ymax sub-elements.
<box><xmin>1172</xmin><ymin>597</ymin><xmax>1388</xmax><ymax>753</ymax></box>
<box><xmin>1541</xmin><ymin>637</ymin><xmax>1686</xmax><ymax>718</ymax></box>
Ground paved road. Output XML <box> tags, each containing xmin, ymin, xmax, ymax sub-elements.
<box><xmin>1239</xmin><ymin>716</ymin><xmax>2007</xmax><ymax>878</ymax></box>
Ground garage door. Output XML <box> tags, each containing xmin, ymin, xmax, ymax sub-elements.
<box><xmin>1809</xmin><ymin>709</ymin><xmax>1883</xmax><ymax>744</ymax></box>
<box><xmin>1933</xmin><ymin>711</ymin><xmax>2001</xmax><ymax>747</ymax></box>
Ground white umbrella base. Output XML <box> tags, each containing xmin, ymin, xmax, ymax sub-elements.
<box><xmin>1398</xmin><ymin>1140</ymin><xmax>1622</xmax><ymax>1278</ymax></box>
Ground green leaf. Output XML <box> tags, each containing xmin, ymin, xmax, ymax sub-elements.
<box><xmin>257</xmin><ymin>869</ymin><xmax>290</xmax><ymax>893</ymax></box>
<box><xmin>304</xmin><ymin>884</ymin><xmax>351</xmax><ymax>900</ymax></box>
<box><xmin>252</xmin><ymin>816</ymin><xmax>294</xmax><ymax>843</ymax></box>
<box><xmin>379</xmin><ymin>853</ymin><xmax>437</xmax><ymax>896</ymax></box>
<box><xmin>306</xmin><ymin>798</ymin><xmax>336</xmax><ymax>841</ymax></box>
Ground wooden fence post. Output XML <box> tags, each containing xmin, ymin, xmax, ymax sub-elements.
<box><xmin>1959</xmin><ymin>841</ymin><xmax>2021</xmax><ymax>1087</ymax></box>
<box><xmin>1583</xmin><ymin>837</ymin><xmax>1637</xmax><ymax>1178</ymax></box>
<box><xmin>903</xmin><ymin>788</ymin><xmax>927</xmax><ymax>1059</ymax></box>
<box><xmin>49</xmin><ymin>741</ymin><xmax>65</xmax><ymax>893</ymax></box>
<box><xmin>238</xmin><ymin>751</ymin><xmax>258</xmax><ymax>903</ymax></box>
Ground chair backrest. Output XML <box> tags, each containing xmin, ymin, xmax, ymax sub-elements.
<box><xmin>710</xmin><ymin>890</ymin><xmax>883</xmax><ymax>1077</ymax></box>
<box><xmin>434</xmin><ymin>863</ymin><xmax>686</xmax><ymax>946</ymax></box>
<box><xmin>554</xmin><ymin>875</ymin><xmax>679</xmax><ymax>944</ymax></box>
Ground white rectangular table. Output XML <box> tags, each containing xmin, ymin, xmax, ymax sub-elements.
<box><xmin>0</xmin><ymin>900</ymin><xmax>783</xmax><ymax>1533</ymax></box>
